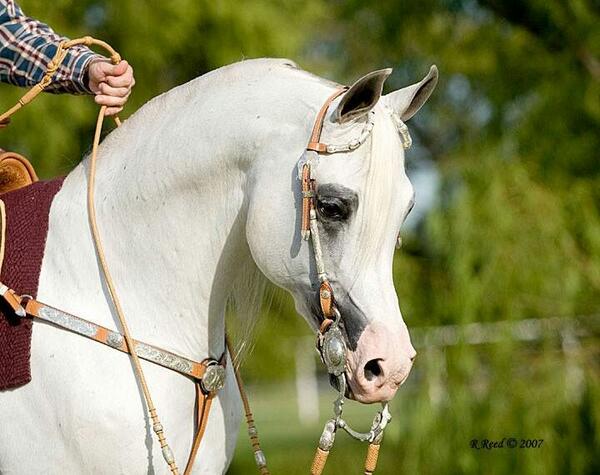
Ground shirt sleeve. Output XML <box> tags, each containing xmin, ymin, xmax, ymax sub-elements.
<box><xmin>0</xmin><ymin>0</ymin><xmax>103</xmax><ymax>94</ymax></box>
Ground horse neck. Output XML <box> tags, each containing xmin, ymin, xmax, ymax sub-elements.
<box><xmin>47</xmin><ymin>63</ymin><xmax>331</xmax><ymax>361</ymax></box>
<box><xmin>51</xmin><ymin>86</ymin><xmax>258</xmax><ymax>361</ymax></box>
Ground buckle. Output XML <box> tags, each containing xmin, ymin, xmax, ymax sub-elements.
<box><xmin>0</xmin><ymin>285</ymin><xmax>27</xmax><ymax>317</ymax></box>
<box><xmin>201</xmin><ymin>361</ymin><xmax>226</xmax><ymax>393</ymax></box>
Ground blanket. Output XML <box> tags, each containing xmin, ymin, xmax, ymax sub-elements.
<box><xmin>0</xmin><ymin>177</ymin><xmax>64</xmax><ymax>390</ymax></box>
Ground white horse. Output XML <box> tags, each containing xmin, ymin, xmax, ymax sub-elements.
<box><xmin>0</xmin><ymin>58</ymin><xmax>437</xmax><ymax>474</ymax></box>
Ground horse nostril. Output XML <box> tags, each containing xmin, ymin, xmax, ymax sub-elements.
<box><xmin>410</xmin><ymin>353</ymin><xmax>417</xmax><ymax>362</ymax></box>
<box><xmin>363</xmin><ymin>359</ymin><xmax>383</xmax><ymax>382</ymax></box>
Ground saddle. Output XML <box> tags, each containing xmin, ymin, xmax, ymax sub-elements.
<box><xmin>0</xmin><ymin>150</ymin><xmax>38</xmax><ymax>195</ymax></box>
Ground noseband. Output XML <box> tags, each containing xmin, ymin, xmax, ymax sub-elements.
<box><xmin>299</xmin><ymin>87</ymin><xmax>411</xmax><ymax>475</ymax></box>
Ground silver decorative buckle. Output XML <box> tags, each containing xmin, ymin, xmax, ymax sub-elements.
<box><xmin>320</xmin><ymin>311</ymin><xmax>347</xmax><ymax>377</ymax></box>
<box><xmin>201</xmin><ymin>362</ymin><xmax>226</xmax><ymax>393</ymax></box>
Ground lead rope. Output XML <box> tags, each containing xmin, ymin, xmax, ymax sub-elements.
<box><xmin>88</xmin><ymin>100</ymin><xmax>180</xmax><ymax>475</ymax></box>
<box><xmin>84</xmin><ymin>40</ymin><xmax>181</xmax><ymax>475</ymax></box>
<box><xmin>0</xmin><ymin>37</ymin><xmax>180</xmax><ymax>474</ymax></box>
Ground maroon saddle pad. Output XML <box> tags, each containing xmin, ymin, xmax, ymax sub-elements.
<box><xmin>0</xmin><ymin>177</ymin><xmax>64</xmax><ymax>391</ymax></box>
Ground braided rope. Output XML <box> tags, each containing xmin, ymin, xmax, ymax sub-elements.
<box><xmin>363</xmin><ymin>443</ymin><xmax>381</xmax><ymax>474</ymax></box>
<box><xmin>227</xmin><ymin>336</ymin><xmax>270</xmax><ymax>475</ymax></box>
<box><xmin>310</xmin><ymin>448</ymin><xmax>330</xmax><ymax>475</ymax></box>
<box><xmin>88</xmin><ymin>101</ymin><xmax>179</xmax><ymax>474</ymax></box>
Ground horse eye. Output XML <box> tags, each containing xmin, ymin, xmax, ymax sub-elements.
<box><xmin>317</xmin><ymin>197</ymin><xmax>349</xmax><ymax>220</ymax></box>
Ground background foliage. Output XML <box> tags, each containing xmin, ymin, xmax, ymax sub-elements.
<box><xmin>2</xmin><ymin>1</ymin><xmax>598</xmax><ymax>474</ymax></box>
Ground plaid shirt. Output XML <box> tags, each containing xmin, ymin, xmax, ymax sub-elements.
<box><xmin>0</xmin><ymin>0</ymin><xmax>101</xmax><ymax>94</ymax></box>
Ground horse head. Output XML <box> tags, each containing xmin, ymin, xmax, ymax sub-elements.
<box><xmin>246</xmin><ymin>65</ymin><xmax>438</xmax><ymax>404</ymax></box>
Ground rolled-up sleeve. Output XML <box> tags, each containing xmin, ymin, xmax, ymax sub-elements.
<box><xmin>0</xmin><ymin>0</ymin><xmax>102</xmax><ymax>93</ymax></box>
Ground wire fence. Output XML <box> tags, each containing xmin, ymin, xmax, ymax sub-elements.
<box><xmin>409</xmin><ymin>313</ymin><xmax>600</xmax><ymax>348</ymax></box>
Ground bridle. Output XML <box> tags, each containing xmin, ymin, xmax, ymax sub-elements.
<box><xmin>0</xmin><ymin>38</ymin><xmax>413</xmax><ymax>475</ymax></box>
<box><xmin>299</xmin><ymin>88</ymin><xmax>412</xmax><ymax>475</ymax></box>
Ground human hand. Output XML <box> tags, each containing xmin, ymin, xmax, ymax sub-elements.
<box><xmin>87</xmin><ymin>59</ymin><xmax>135</xmax><ymax>116</ymax></box>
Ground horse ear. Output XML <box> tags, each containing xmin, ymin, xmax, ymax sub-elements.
<box><xmin>384</xmin><ymin>65</ymin><xmax>438</xmax><ymax>122</ymax></box>
<box><xmin>335</xmin><ymin>68</ymin><xmax>392</xmax><ymax>123</ymax></box>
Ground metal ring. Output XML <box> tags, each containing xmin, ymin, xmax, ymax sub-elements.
<box><xmin>19</xmin><ymin>294</ymin><xmax>34</xmax><ymax>308</ymax></box>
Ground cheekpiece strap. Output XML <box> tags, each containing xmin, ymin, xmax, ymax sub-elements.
<box><xmin>302</xmin><ymin>87</ymin><xmax>348</xmax><ymax>237</ymax></box>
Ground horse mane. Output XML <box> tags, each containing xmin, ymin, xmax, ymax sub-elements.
<box><xmin>351</xmin><ymin>107</ymin><xmax>405</xmax><ymax>285</ymax></box>
<box><xmin>226</xmin><ymin>252</ymin><xmax>269</xmax><ymax>367</ymax></box>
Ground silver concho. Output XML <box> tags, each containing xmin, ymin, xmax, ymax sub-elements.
<box><xmin>322</xmin><ymin>326</ymin><xmax>347</xmax><ymax>376</ymax></box>
<box><xmin>107</xmin><ymin>331</ymin><xmax>124</xmax><ymax>348</ymax></box>
<box><xmin>201</xmin><ymin>364</ymin><xmax>226</xmax><ymax>393</ymax></box>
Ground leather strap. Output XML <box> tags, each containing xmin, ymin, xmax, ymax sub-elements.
<box><xmin>303</xmin><ymin>87</ymin><xmax>348</xmax><ymax>326</ymax></box>
<box><xmin>183</xmin><ymin>348</ymin><xmax>227</xmax><ymax>474</ymax></box>
<box><xmin>300</xmin><ymin>163</ymin><xmax>313</xmax><ymax>238</ymax></box>
<box><xmin>183</xmin><ymin>383</ymin><xmax>215</xmax><ymax>474</ymax></box>
<box><xmin>319</xmin><ymin>281</ymin><xmax>334</xmax><ymax>319</ymax></box>
<box><xmin>0</xmin><ymin>285</ymin><xmax>26</xmax><ymax>317</ymax></box>
<box><xmin>183</xmin><ymin>384</ymin><xmax>215</xmax><ymax>475</ymax></box>
<box><xmin>306</xmin><ymin>87</ymin><xmax>348</xmax><ymax>153</ymax></box>
<box><xmin>302</xmin><ymin>87</ymin><xmax>348</xmax><ymax>238</ymax></box>
<box><xmin>0</xmin><ymin>285</ymin><xmax>211</xmax><ymax>380</ymax></box>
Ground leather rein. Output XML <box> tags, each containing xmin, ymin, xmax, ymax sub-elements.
<box><xmin>0</xmin><ymin>37</ymin><xmax>413</xmax><ymax>474</ymax></box>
